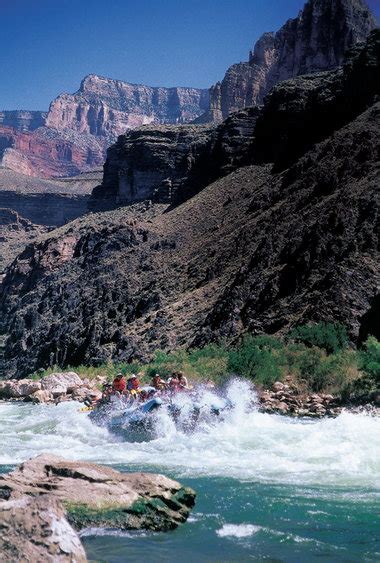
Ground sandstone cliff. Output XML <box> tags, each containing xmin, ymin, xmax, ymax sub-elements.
<box><xmin>46</xmin><ymin>74</ymin><xmax>209</xmax><ymax>140</ymax></box>
<box><xmin>203</xmin><ymin>0</ymin><xmax>377</xmax><ymax>122</ymax></box>
<box><xmin>0</xmin><ymin>32</ymin><xmax>378</xmax><ymax>377</ymax></box>
<box><xmin>0</xmin><ymin>77</ymin><xmax>209</xmax><ymax>179</ymax></box>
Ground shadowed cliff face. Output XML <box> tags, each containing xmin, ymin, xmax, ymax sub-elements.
<box><xmin>0</xmin><ymin>33</ymin><xmax>378</xmax><ymax>378</ymax></box>
<box><xmin>90</xmin><ymin>108</ymin><xmax>259</xmax><ymax>209</ymax></box>
<box><xmin>204</xmin><ymin>0</ymin><xmax>377</xmax><ymax>122</ymax></box>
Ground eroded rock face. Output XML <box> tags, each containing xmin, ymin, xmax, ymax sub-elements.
<box><xmin>205</xmin><ymin>0</ymin><xmax>377</xmax><ymax>121</ymax></box>
<box><xmin>90</xmin><ymin>107</ymin><xmax>259</xmax><ymax>208</ymax></box>
<box><xmin>0</xmin><ymin>495</ymin><xmax>87</xmax><ymax>562</ymax></box>
<box><xmin>0</xmin><ymin>110</ymin><xmax>47</xmax><ymax>132</ymax></box>
<box><xmin>0</xmin><ymin>77</ymin><xmax>209</xmax><ymax>179</ymax></box>
<box><xmin>0</xmin><ymin>454</ymin><xmax>196</xmax><ymax>531</ymax></box>
<box><xmin>0</xmin><ymin>125</ymin><xmax>106</xmax><ymax>178</ymax></box>
<box><xmin>46</xmin><ymin>74</ymin><xmax>210</xmax><ymax>141</ymax></box>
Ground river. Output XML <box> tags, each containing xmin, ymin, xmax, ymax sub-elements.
<box><xmin>0</xmin><ymin>381</ymin><xmax>379</xmax><ymax>562</ymax></box>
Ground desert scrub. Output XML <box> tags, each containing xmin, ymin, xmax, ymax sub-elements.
<box><xmin>227</xmin><ymin>335</ymin><xmax>285</xmax><ymax>387</ymax></box>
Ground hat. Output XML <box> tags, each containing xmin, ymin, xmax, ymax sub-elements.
<box><xmin>116</xmin><ymin>372</ymin><xmax>123</xmax><ymax>377</ymax></box>
<box><xmin>131</xmin><ymin>374</ymin><xmax>137</xmax><ymax>379</ymax></box>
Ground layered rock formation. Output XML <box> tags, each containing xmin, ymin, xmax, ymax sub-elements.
<box><xmin>204</xmin><ymin>0</ymin><xmax>377</xmax><ymax>121</ymax></box>
<box><xmin>0</xmin><ymin>110</ymin><xmax>46</xmax><ymax>131</ymax></box>
<box><xmin>0</xmin><ymin>125</ymin><xmax>106</xmax><ymax>178</ymax></box>
<box><xmin>90</xmin><ymin>108</ymin><xmax>258</xmax><ymax>208</ymax></box>
<box><xmin>0</xmin><ymin>32</ymin><xmax>378</xmax><ymax>378</ymax></box>
<box><xmin>46</xmin><ymin>74</ymin><xmax>210</xmax><ymax>140</ymax></box>
<box><xmin>0</xmin><ymin>78</ymin><xmax>208</xmax><ymax>179</ymax></box>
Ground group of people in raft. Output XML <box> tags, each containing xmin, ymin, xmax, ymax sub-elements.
<box><xmin>99</xmin><ymin>371</ymin><xmax>191</xmax><ymax>405</ymax></box>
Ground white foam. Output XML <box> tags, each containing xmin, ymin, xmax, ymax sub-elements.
<box><xmin>217</xmin><ymin>524</ymin><xmax>262</xmax><ymax>538</ymax></box>
<box><xmin>1</xmin><ymin>380</ymin><xmax>379</xmax><ymax>488</ymax></box>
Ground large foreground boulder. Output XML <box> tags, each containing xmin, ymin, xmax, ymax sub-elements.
<box><xmin>0</xmin><ymin>454</ymin><xmax>196</xmax><ymax>532</ymax></box>
<box><xmin>0</xmin><ymin>495</ymin><xmax>87</xmax><ymax>562</ymax></box>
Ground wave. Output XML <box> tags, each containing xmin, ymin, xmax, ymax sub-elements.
<box><xmin>0</xmin><ymin>380</ymin><xmax>379</xmax><ymax>488</ymax></box>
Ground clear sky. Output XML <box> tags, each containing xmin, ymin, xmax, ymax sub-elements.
<box><xmin>1</xmin><ymin>0</ymin><xmax>379</xmax><ymax>111</ymax></box>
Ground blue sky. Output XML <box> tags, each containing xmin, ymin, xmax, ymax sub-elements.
<box><xmin>1</xmin><ymin>0</ymin><xmax>379</xmax><ymax>111</ymax></box>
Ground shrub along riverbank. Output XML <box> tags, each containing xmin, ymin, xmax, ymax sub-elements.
<box><xmin>32</xmin><ymin>324</ymin><xmax>379</xmax><ymax>405</ymax></box>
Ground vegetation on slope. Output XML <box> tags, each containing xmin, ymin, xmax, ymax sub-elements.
<box><xmin>33</xmin><ymin>323</ymin><xmax>379</xmax><ymax>403</ymax></box>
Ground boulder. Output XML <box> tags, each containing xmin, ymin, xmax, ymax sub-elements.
<box><xmin>0</xmin><ymin>379</ymin><xmax>41</xmax><ymax>399</ymax></box>
<box><xmin>41</xmin><ymin>372</ymin><xmax>82</xmax><ymax>397</ymax></box>
<box><xmin>272</xmin><ymin>382</ymin><xmax>285</xmax><ymax>392</ymax></box>
<box><xmin>0</xmin><ymin>454</ymin><xmax>196</xmax><ymax>532</ymax></box>
<box><xmin>29</xmin><ymin>389</ymin><xmax>54</xmax><ymax>403</ymax></box>
<box><xmin>0</xmin><ymin>495</ymin><xmax>87</xmax><ymax>562</ymax></box>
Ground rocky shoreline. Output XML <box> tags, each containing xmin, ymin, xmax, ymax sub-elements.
<box><xmin>0</xmin><ymin>454</ymin><xmax>196</xmax><ymax>561</ymax></box>
<box><xmin>0</xmin><ymin>371</ymin><xmax>378</xmax><ymax>418</ymax></box>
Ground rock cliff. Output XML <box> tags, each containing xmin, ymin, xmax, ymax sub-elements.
<box><xmin>0</xmin><ymin>32</ymin><xmax>378</xmax><ymax>377</ymax></box>
<box><xmin>0</xmin><ymin>77</ymin><xmax>208</xmax><ymax>179</ymax></box>
<box><xmin>46</xmin><ymin>74</ymin><xmax>210</xmax><ymax>140</ymax></box>
<box><xmin>0</xmin><ymin>110</ymin><xmax>47</xmax><ymax>131</ymax></box>
<box><xmin>90</xmin><ymin>107</ymin><xmax>258</xmax><ymax>208</ymax></box>
<box><xmin>204</xmin><ymin>0</ymin><xmax>377</xmax><ymax>121</ymax></box>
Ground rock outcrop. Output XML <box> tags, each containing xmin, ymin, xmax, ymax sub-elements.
<box><xmin>0</xmin><ymin>455</ymin><xmax>196</xmax><ymax>561</ymax></box>
<box><xmin>0</xmin><ymin>125</ymin><xmax>106</xmax><ymax>178</ymax></box>
<box><xmin>90</xmin><ymin>107</ymin><xmax>258</xmax><ymax>208</ymax></box>
<box><xmin>0</xmin><ymin>495</ymin><xmax>87</xmax><ymax>562</ymax></box>
<box><xmin>0</xmin><ymin>208</ymin><xmax>48</xmax><ymax>275</ymax></box>
<box><xmin>0</xmin><ymin>33</ymin><xmax>378</xmax><ymax>377</ymax></box>
<box><xmin>0</xmin><ymin>454</ymin><xmax>196</xmax><ymax>531</ymax></box>
<box><xmin>204</xmin><ymin>0</ymin><xmax>377</xmax><ymax>122</ymax></box>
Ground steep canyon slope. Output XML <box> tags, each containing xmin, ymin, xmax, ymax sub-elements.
<box><xmin>0</xmin><ymin>31</ymin><xmax>378</xmax><ymax>377</ymax></box>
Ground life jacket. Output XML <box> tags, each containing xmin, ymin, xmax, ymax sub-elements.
<box><xmin>127</xmin><ymin>378</ymin><xmax>140</xmax><ymax>391</ymax></box>
<box><xmin>113</xmin><ymin>377</ymin><xmax>126</xmax><ymax>392</ymax></box>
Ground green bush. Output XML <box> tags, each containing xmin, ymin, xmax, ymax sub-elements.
<box><xmin>227</xmin><ymin>335</ymin><xmax>284</xmax><ymax>386</ymax></box>
<box><xmin>289</xmin><ymin>322</ymin><xmax>348</xmax><ymax>354</ymax></box>
<box><xmin>358</xmin><ymin>337</ymin><xmax>380</xmax><ymax>381</ymax></box>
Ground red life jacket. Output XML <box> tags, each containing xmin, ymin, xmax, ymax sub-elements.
<box><xmin>113</xmin><ymin>377</ymin><xmax>126</xmax><ymax>392</ymax></box>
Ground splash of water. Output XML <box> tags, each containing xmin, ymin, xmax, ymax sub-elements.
<box><xmin>0</xmin><ymin>380</ymin><xmax>379</xmax><ymax>488</ymax></box>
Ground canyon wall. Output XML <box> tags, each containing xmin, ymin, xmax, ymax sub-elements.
<box><xmin>90</xmin><ymin>108</ymin><xmax>258</xmax><ymax>209</ymax></box>
<box><xmin>0</xmin><ymin>32</ymin><xmax>378</xmax><ymax>377</ymax></box>
<box><xmin>46</xmin><ymin>74</ymin><xmax>210</xmax><ymax>140</ymax></box>
<box><xmin>204</xmin><ymin>0</ymin><xmax>377</xmax><ymax>121</ymax></box>
<box><xmin>0</xmin><ymin>110</ymin><xmax>46</xmax><ymax>132</ymax></box>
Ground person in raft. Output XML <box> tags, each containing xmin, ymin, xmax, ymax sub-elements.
<box><xmin>151</xmin><ymin>373</ymin><xmax>167</xmax><ymax>390</ymax></box>
<box><xmin>112</xmin><ymin>372</ymin><xmax>126</xmax><ymax>393</ymax></box>
<box><xmin>177</xmin><ymin>371</ymin><xmax>190</xmax><ymax>390</ymax></box>
<box><xmin>127</xmin><ymin>374</ymin><xmax>140</xmax><ymax>392</ymax></box>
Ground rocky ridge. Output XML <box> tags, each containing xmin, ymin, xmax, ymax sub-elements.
<box><xmin>203</xmin><ymin>0</ymin><xmax>377</xmax><ymax>122</ymax></box>
<box><xmin>46</xmin><ymin>74</ymin><xmax>210</xmax><ymax>140</ymax></box>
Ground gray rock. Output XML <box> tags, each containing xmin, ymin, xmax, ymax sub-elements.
<box><xmin>0</xmin><ymin>495</ymin><xmax>87</xmax><ymax>562</ymax></box>
<box><xmin>0</xmin><ymin>454</ymin><xmax>196</xmax><ymax>532</ymax></box>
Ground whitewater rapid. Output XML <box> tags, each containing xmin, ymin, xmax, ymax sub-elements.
<box><xmin>0</xmin><ymin>380</ymin><xmax>379</xmax><ymax>488</ymax></box>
